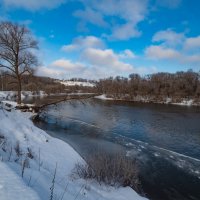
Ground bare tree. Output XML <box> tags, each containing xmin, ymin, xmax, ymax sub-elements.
<box><xmin>0</xmin><ymin>21</ymin><xmax>38</xmax><ymax>104</ymax></box>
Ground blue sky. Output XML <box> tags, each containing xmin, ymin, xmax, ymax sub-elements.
<box><xmin>0</xmin><ymin>0</ymin><xmax>200</xmax><ymax>79</ymax></box>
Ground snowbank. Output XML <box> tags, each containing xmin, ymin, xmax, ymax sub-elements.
<box><xmin>0</xmin><ymin>101</ymin><xmax>147</xmax><ymax>200</ymax></box>
<box><xmin>0</xmin><ymin>91</ymin><xmax>46</xmax><ymax>101</ymax></box>
<box><xmin>172</xmin><ymin>99</ymin><xmax>194</xmax><ymax>106</ymax></box>
<box><xmin>95</xmin><ymin>94</ymin><xmax>114</xmax><ymax>100</ymax></box>
<box><xmin>95</xmin><ymin>94</ymin><xmax>199</xmax><ymax>106</ymax></box>
<box><xmin>0</xmin><ymin>91</ymin><xmax>16</xmax><ymax>100</ymax></box>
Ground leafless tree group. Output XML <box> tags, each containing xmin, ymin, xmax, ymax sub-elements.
<box><xmin>97</xmin><ymin>70</ymin><xmax>200</xmax><ymax>102</ymax></box>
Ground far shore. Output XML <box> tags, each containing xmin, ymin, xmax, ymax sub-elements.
<box><xmin>95</xmin><ymin>94</ymin><xmax>200</xmax><ymax>107</ymax></box>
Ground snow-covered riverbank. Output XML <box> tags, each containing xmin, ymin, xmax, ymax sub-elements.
<box><xmin>95</xmin><ymin>94</ymin><xmax>200</xmax><ymax>106</ymax></box>
<box><xmin>0</xmin><ymin>101</ymin><xmax>147</xmax><ymax>200</ymax></box>
<box><xmin>0</xmin><ymin>91</ymin><xmax>46</xmax><ymax>101</ymax></box>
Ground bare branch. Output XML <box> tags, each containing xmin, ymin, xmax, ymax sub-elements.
<box><xmin>0</xmin><ymin>64</ymin><xmax>15</xmax><ymax>73</ymax></box>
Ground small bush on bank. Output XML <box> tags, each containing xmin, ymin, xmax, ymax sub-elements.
<box><xmin>72</xmin><ymin>152</ymin><xmax>140</xmax><ymax>191</ymax></box>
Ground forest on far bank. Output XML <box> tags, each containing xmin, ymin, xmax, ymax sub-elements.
<box><xmin>1</xmin><ymin>69</ymin><xmax>200</xmax><ymax>102</ymax></box>
<box><xmin>96</xmin><ymin>70</ymin><xmax>200</xmax><ymax>103</ymax></box>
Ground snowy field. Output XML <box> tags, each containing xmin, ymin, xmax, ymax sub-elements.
<box><xmin>0</xmin><ymin>101</ymin><xmax>147</xmax><ymax>200</ymax></box>
<box><xmin>60</xmin><ymin>81</ymin><xmax>95</xmax><ymax>87</ymax></box>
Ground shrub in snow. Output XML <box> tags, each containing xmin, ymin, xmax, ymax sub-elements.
<box><xmin>0</xmin><ymin>133</ymin><xmax>5</xmax><ymax>140</ymax></box>
<box><xmin>15</xmin><ymin>141</ymin><xmax>22</xmax><ymax>158</ymax></box>
<box><xmin>0</xmin><ymin>135</ymin><xmax>7</xmax><ymax>154</ymax></box>
<box><xmin>72</xmin><ymin>152</ymin><xmax>141</xmax><ymax>192</ymax></box>
<box><xmin>21</xmin><ymin>157</ymin><xmax>30</xmax><ymax>178</ymax></box>
<box><xmin>49</xmin><ymin>163</ymin><xmax>57</xmax><ymax>200</ymax></box>
<box><xmin>27</xmin><ymin>147</ymin><xmax>34</xmax><ymax>159</ymax></box>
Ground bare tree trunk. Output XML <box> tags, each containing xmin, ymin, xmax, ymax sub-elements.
<box><xmin>17</xmin><ymin>76</ymin><xmax>22</xmax><ymax>105</ymax></box>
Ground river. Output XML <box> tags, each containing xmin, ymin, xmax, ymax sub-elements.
<box><xmin>32</xmin><ymin>97</ymin><xmax>200</xmax><ymax>200</ymax></box>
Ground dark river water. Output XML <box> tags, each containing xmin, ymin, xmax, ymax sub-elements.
<box><xmin>32</xmin><ymin>98</ymin><xmax>200</xmax><ymax>200</ymax></box>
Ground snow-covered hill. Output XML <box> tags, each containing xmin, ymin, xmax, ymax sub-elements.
<box><xmin>0</xmin><ymin>101</ymin><xmax>147</xmax><ymax>200</ymax></box>
<box><xmin>60</xmin><ymin>81</ymin><xmax>95</xmax><ymax>87</ymax></box>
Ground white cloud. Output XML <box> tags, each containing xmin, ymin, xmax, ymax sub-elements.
<box><xmin>145</xmin><ymin>45</ymin><xmax>181</xmax><ymax>60</ymax></box>
<box><xmin>36</xmin><ymin>59</ymin><xmax>87</xmax><ymax>79</ymax></box>
<box><xmin>73</xmin><ymin>8</ymin><xmax>108</xmax><ymax>28</ymax></box>
<box><xmin>152</xmin><ymin>29</ymin><xmax>200</xmax><ymax>52</ymax></box>
<box><xmin>2</xmin><ymin>0</ymin><xmax>67</xmax><ymax>11</ymax></box>
<box><xmin>146</xmin><ymin>29</ymin><xmax>200</xmax><ymax>66</ymax></box>
<box><xmin>58</xmin><ymin>36</ymin><xmax>153</xmax><ymax>79</ymax></box>
<box><xmin>109</xmin><ymin>23</ymin><xmax>141</xmax><ymax>40</ymax></box>
<box><xmin>37</xmin><ymin>45</ymin><xmax>153</xmax><ymax>79</ymax></box>
<box><xmin>82</xmin><ymin>48</ymin><xmax>133</xmax><ymax>72</ymax></box>
<box><xmin>145</xmin><ymin>45</ymin><xmax>200</xmax><ymax>65</ymax></box>
<box><xmin>75</xmin><ymin>0</ymin><xmax>148</xmax><ymax>40</ymax></box>
<box><xmin>37</xmin><ymin>50</ymin><xmax>157</xmax><ymax>79</ymax></box>
<box><xmin>51</xmin><ymin>59</ymin><xmax>85</xmax><ymax>71</ymax></box>
<box><xmin>61</xmin><ymin>36</ymin><xmax>105</xmax><ymax>52</ymax></box>
<box><xmin>152</xmin><ymin>29</ymin><xmax>185</xmax><ymax>46</ymax></box>
<box><xmin>119</xmin><ymin>49</ymin><xmax>136</xmax><ymax>59</ymax></box>
<box><xmin>36</xmin><ymin>66</ymin><xmax>65</xmax><ymax>78</ymax></box>
<box><xmin>183</xmin><ymin>54</ymin><xmax>200</xmax><ymax>63</ymax></box>
<box><xmin>184</xmin><ymin>36</ymin><xmax>200</xmax><ymax>50</ymax></box>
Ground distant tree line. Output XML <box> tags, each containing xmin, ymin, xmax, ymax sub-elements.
<box><xmin>0</xmin><ymin>72</ymin><xmax>66</xmax><ymax>94</ymax></box>
<box><xmin>0</xmin><ymin>71</ymin><xmax>97</xmax><ymax>94</ymax></box>
<box><xmin>96</xmin><ymin>70</ymin><xmax>200</xmax><ymax>103</ymax></box>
